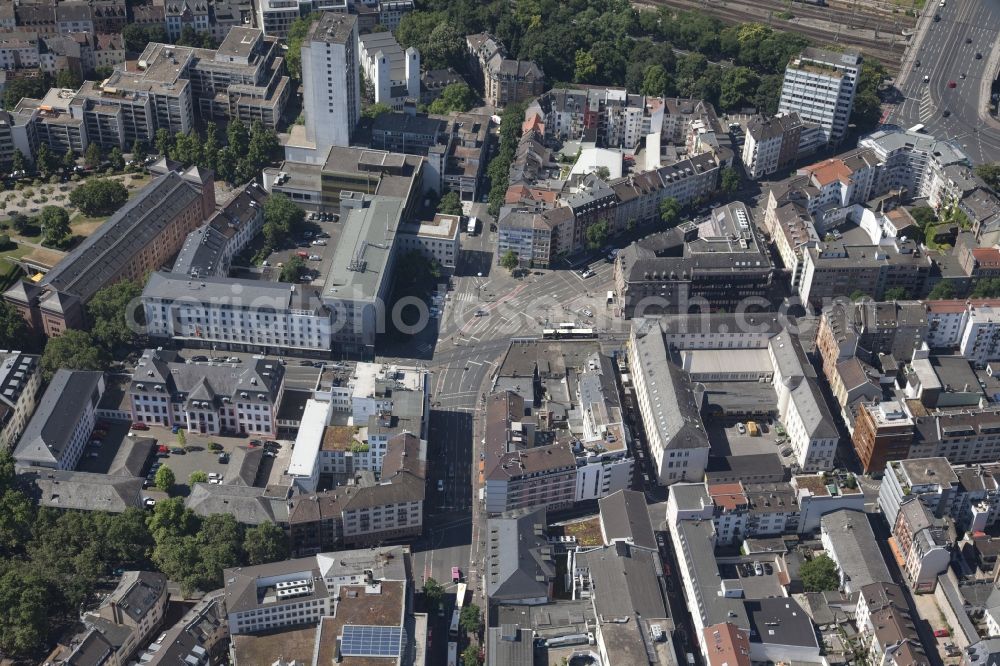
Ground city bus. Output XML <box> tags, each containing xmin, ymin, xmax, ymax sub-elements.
<box><xmin>542</xmin><ymin>327</ymin><xmax>597</xmax><ymax>340</ymax></box>
<box><xmin>450</xmin><ymin>582</ymin><xmax>467</xmax><ymax>638</ymax></box>
<box><xmin>447</xmin><ymin>641</ymin><xmax>458</xmax><ymax>666</ymax></box>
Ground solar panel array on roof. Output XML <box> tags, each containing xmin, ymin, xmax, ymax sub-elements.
<box><xmin>340</xmin><ymin>625</ymin><xmax>402</xmax><ymax>657</ymax></box>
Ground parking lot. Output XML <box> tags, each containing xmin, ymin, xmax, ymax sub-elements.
<box><xmin>707</xmin><ymin>419</ymin><xmax>795</xmax><ymax>461</ymax></box>
<box><xmin>259</xmin><ymin>213</ymin><xmax>345</xmax><ymax>285</ymax></box>
<box><xmin>74</xmin><ymin>419</ymin><xmax>143</xmax><ymax>474</ymax></box>
<box><xmin>139</xmin><ymin>424</ymin><xmax>286</xmax><ymax>495</ymax></box>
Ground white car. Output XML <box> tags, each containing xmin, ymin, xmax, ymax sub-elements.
<box><xmin>581</xmin><ymin>308</ymin><xmax>593</xmax><ymax>317</ymax></box>
<box><xmin>736</xmin><ymin>423</ymin><xmax>747</xmax><ymax>435</ymax></box>
<box><xmin>580</xmin><ymin>270</ymin><xmax>595</xmax><ymax>278</ymax></box>
<box><xmin>308</xmin><ymin>254</ymin><xmax>321</xmax><ymax>261</ymax></box>
<box><xmin>311</xmin><ymin>240</ymin><xmax>327</xmax><ymax>246</ymax></box>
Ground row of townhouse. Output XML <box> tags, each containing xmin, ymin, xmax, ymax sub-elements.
<box><xmin>0</xmin><ymin>30</ymin><xmax>124</xmax><ymax>79</ymax></box>
<box><xmin>666</xmin><ymin>474</ymin><xmax>865</xmax><ymax>546</ymax></box>
<box><xmin>759</xmin><ymin>127</ymin><xmax>998</xmax><ymax>309</ymax></box>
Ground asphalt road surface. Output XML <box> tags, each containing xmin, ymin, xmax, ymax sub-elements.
<box><xmin>889</xmin><ymin>0</ymin><xmax>1000</xmax><ymax>164</ymax></box>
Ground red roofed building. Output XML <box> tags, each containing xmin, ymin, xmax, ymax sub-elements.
<box><xmin>704</xmin><ymin>623</ymin><xmax>751</xmax><ymax>666</ymax></box>
<box><xmin>960</xmin><ymin>246</ymin><xmax>1000</xmax><ymax>281</ymax></box>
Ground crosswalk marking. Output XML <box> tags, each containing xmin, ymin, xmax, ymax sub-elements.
<box><xmin>919</xmin><ymin>87</ymin><xmax>934</xmax><ymax>123</ymax></box>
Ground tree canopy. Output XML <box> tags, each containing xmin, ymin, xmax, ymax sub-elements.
<box><xmin>0</xmin><ymin>302</ymin><xmax>32</xmax><ymax>352</ymax></box>
<box><xmin>243</xmin><ymin>522</ymin><xmax>289</xmax><ymax>565</ymax></box>
<box><xmin>86</xmin><ymin>279</ymin><xmax>143</xmax><ymax>350</ymax></box>
<box><xmin>427</xmin><ymin>83</ymin><xmax>476</xmax><ymax>114</ymax></box>
<box><xmin>975</xmin><ymin>164</ymin><xmax>1000</xmax><ymax>193</ymax></box>
<box><xmin>263</xmin><ymin>193</ymin><xmax>305</xmax><ymax>256</ymax></box>
<box><xmin>69</xmin><ymin>179</ymin><xmax>128</xmax><ymax>217</ymax></box>
<box><xmin>800</xmin><ymin>554</ymin><xmax>839</xmax><ymax>592</ymax></box>
<box><xmin>500</xmin><ymin>250</ymin><xmax>519</xmax><ymax>272</ymax></box>
<box><xmin>585</xmin><ymin>220</ymin><xmax>609</xmax><ymax>249</ymax></box>
<box><xmin>437</xmin><ymin>191</ymin><xmax>463</xmax><ymax>216</ymax></box>
<box><xmin>927</xmin><ymin>281</ymin><xmax>956</xmax><ymax>300</ymax></box>
<box><xmin>460</xmin><ymin>603</ymin><xmax>483</xmax><ymax>634</ymax></box>
<box><xmin>155</xmin><ymin>466</ymin><xmax>176</xmax><ymax>493</ymax></box>
<box><xmin>660</xmin><ymin>197</ymin><xmax>681</xmax><ymax>226</ymax></box>
<box><xmin>40</xmin><ymin>330</ymin><xmax>108</xmax><ymax>380</ymax></box>
<box><xmin>39</xmin><ymin>206</ymin><xmax>71</xmax><ymax>249</ymax></box>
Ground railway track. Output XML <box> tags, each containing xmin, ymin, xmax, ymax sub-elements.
<box><xmin>640</xmin><ymin>0</ymin><xmax>910</xmax><ymax>71</ymax></box>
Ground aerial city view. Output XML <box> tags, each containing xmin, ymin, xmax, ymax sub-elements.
<box><xmin>1</xmin><ymin>0</ymin><xmax>1000</xmax><ymax>664</ymax></box>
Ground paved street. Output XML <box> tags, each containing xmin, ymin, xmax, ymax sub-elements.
<box><xmin>889</xmin><ymin>0</ymin><xmax>1000</xmax><ymax>164</ymax></box>
<box><xmin>377</xmin><ymin>220</ymin><xmax>621</xmax><ymax>651</ymax></box>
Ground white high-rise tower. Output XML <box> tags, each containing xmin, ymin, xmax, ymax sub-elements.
<box><xmin>302</xmin><ymin>12</ymin><xmax>360</xmax><ymax>155</ymax></box>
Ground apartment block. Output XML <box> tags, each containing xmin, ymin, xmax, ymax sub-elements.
<box><xmin>164</xmin><ymin>0</ymin><xmax>210</xmax><ymax>40</ymax></box>
<box><xmin>172</xmin><ymin>182</ymin><xmax>267</xmax><ymax>279</ymax></box>
<box><xmin>852</xmin><ymin>399</ymin><xmax>916</xmax><ymax>474</ymax></box>
<box><xmin>288</xmin><ymin>434</ymin><xmax>425</xmax><ymax>555</ymax></box>
<box><xmin>397</xmin><ymin>213</ymin><xmax>459</xmax><ymax>271</ymax></box>
<box><xmin>891</xmin><ymin>498</ymin><xmax>951</xmax><ymax>592</ymax></box>
<box><xmin>860</xmin><ymin>128</ymin><xmax>971</xmax><ymax>208</ymax></box>
<box><xmin>483</xmin><ymin>391</ymin><xmax>578</xmax><ymax>514</ymax></box>
<box><xmin>742</xmin><ymin>113</ymin><xmax>804</xmax><ymax>179</ymax></box>
<box><xmin>14</xmin><ymin>370</ymin><xmax>105</xmax><ymax>471</ymax></box>
<box><xmin>881</xmin><ymin>458</ymin><xmax>1000</xmax><ymax>538</ymax></box>
<box><xmin>466</xmin><ymin>33</ymin><xmax>544</xmax><ymax>109</ymax></box>
<box><xmin>614</xmin><ymin>202</ymin><xmax>774</xmax><ymax>318</ymax></box>
<box><xmin>5</xmin><ymin>169</ymin><xmax>212</xmax><ymax>335</ymax></box>
<box><xmin>297</xmin><ymin>13</ymin><xmax>360</xmax><ymax>161</ymax></box>
<box><xmin>627</xmin><ymin>321</ymin><xmax>710</xmax><ymax>485</ymax></box>
<box><xmin>0</xmin><ymin>351</ymin><xmax>42</xmax><ymax>452</ymax></box>
<box><xmin>12</xmin><ymin>88</ymin><xmax>87</xmax><ymax>158</ymax></box>
<box><xmin>820</xmin><ymin>509</ymin><xmax>893</xmax><ymax>594</ymax></box>
<box><xmin>223</xmin><ymin>545</ymin><xmax>408</xmax><ymax>637</ymax></box>
<box><xmin>129</xmin><ymin>349</ymin><xmax>284</xmax><ymax>436</ymax></box>
<box><xmin>799</xmin><ymin>237</ymin><xmax>931</xmax><ymax>310</ymax></box>
<box><xmin>778</xmin><ymin>48</ymin><xmax>861</xmax><ymax>144</ymax></box>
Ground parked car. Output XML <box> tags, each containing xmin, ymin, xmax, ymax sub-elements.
<box><xmin>308</xmin><ymin>254</ymin><xmax>321</xmax><ymax>261</ymax></box>
<box><xmin>131</xmin><ymin>422</ymin><xmax>149</xmax><ymax>431</ymax></box>
<box><xmin>169</xmin><ymin>447</ymin><xmax>186</xmax><ymax>455</ymax></box>
<box><xmin>934</xmin><ymin>629</ymin><xmax>950</xmax><ymax>638</ymax></box>
<box><xmin>737</xmin><ymin>422</ymin><xmax>747</xmax><ymax>434</ymax></box>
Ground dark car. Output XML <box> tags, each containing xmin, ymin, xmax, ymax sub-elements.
<box><xmin>966</xmin><ymin>37</ymin><xmax>973</xmax><ymax>44</ymax></box>
<box><xmin>948</xmin><ymin>80</ymin><xmax>957</xmax><ymax>88</ymax></box>
<box><xmin>169</xmin><ymin>447</ymin><xmax>186</xmax><ymax>455</ymax></box>
<box><xmin>191</xmin><ymin>355</ymin><xmax>208</xmax><ymax>362</ymax></box>
<box><xmin>933</xmin><ymin>13</ymin><xmax>940</xmax><ymax>21</ymax></box>
<box><xmin>914</xmin><ymin>59</ymin><xmax>920</xmax><ymax>67</ymax></box>
<box><xmin>976</xmin><ymin>52</ymin><xmax>983</xmax><ymax>59</ymax></box>
<box><xmin>943</xmin><ymin>109</ymin><xmax>951</xmax><ymax>117</ymax></box>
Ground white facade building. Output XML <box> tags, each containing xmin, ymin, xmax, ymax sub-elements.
<box><xmin>14</xmin><ymin>370</ymin><xmax>104</xmax><ymax>471</ymax></box>
<box><xmin>778</xmin><ymin>48</ymin><xmax>860</xmax><ymax>144</ymax></box>
<box><xmin>301</xmin><ymin>13</ymin><xmax>360</xmax><ymax>159</ymax></box>
<box><xmin>358</xmin><ymin>32</ymin><xmax>420</xmax><ymax>110</ymax></box>
<box><xmin>397</xmin><ymin>214</ymin><xmax>460</xmax><ymax>270</ymax></box>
